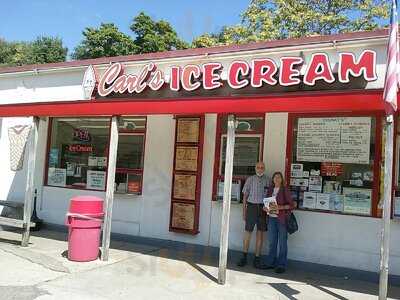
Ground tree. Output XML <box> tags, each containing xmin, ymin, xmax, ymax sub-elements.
<box><xmin>130</xmin><ymin>12</ymin><xmax>189</xmax><ymax>53</ymax></box>
<box><xmin>26</xmin><ymin>36</ymin><xmax>67</xmax><ymax>64</ymax></box>
<box><xmin>0</xmin><ymin>36</ymin><xmax>67</xmax><ymax>67</ymax></box>
<box><xmin>71</xmin><ymin>13</ymin><xmax>188</xmax><ymax>60</ymax></box>
<box><xmin>0</xmin><ymin>39</ymin><xmax>16</xmax><ymax>66</ymax></box>
<box><xmin>8</xmin><ymin>42</ymin><xmax>31</xmax><ymax>66</ymax></box>
<box><xmin>72</xmin><ymin>23</ymin><xmax>138</xmax><ymax>60</ymax></box>
<box><xmin>192</xmin><ymin>0</ymin><xmax>389</xmax><ymax>47</ymax></box>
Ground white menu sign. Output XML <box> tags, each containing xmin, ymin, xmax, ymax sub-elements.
<box><xmin>87</xmin><ymin>170</ymin><xmax>106</xmax><ymax>190</ymax></box>
<box><xmin>48</xmin><ymin>168</ymin><xmax>67</xmax><ymax>187</ymax></box>
<box><xmin>296</xmin><ymin>117</ymin><xmax>371</xmax><ymax>164</ymax></box>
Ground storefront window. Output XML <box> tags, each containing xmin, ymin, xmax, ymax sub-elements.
<box><xmin>220</xmin><ymin>135</ymin><xmax>261</xmax><ymax>176</ymax></box>
<box><xmin>289</xmin><ymin>115</ymin><xmax>378</xmax><ymax>216</ymax></box>
<box><xmin>214</xmin><ymin>115</ymin><xmax>265</xmax><ymax>201</ymax></box>
<box><xmin>47</xmin><ymin>118</ymin><xmax>110</xmax><ymax>190</ymax></box>
<box><xmin>46</xmin><ymin>116</ymin><xmax>147</xmax><ymax>194</ymax></box>
<box><xmin>115</xmin><ymin>117</ymin><xmax>146</xmax><ymax>194</ymax></box>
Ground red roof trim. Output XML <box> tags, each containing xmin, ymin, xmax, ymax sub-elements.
<box><xmin>0</xmin><ymin>29</ymin><xmax>388</xmax><ymax>75</ymax></box>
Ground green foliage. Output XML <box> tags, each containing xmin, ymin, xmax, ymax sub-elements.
<box><xmin>72</xmin><ymin>12</ymin><xmax>188</xmax><ymax>59</ymax></box>
<box><xmin>130</xmin><ymin>12</ymin><xmax>189</xmax><ymax>53</ymax></box>
<box><xmin>72</xmin><ymin>23</ymin><xmax>138</xmax><ymax>60</ymax></box>
<box><xmin>192</xmin><ymin>0</ymin><xmax>389</xmax><ymax>47</ymax></box>
<box><xmin>27</xmin><ymin>36</ymin><xmax>68</xmax><ymax>64</ymax></box>
<box><xmin>0</xmin><ymin>36</ymin><xmax>67</xmax><ymax>67</ymax></box>
<box><xmin>0</xmin><ymin>39</ymin><xmax>17</xmax><ymax>66</ymax></box>
<box><xmin>191</xmin><ymin>33</ymin><xmax>220</xmax><ymax>48</ymax></box>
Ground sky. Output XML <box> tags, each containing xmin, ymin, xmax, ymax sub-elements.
<box><xmin>0</xmin><ymin>0</ymin><xmax>250</xmax><ymax>56</ymax></box>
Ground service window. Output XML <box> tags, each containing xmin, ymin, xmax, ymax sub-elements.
<box><xmin>46</xmin><ymin>118</ymin><xmax>110</xmax><ymax>190</ymax></box>
<box><xmin>46</xmin><ymin>116</ymin><xmax>147</xmax><ymax>194</ymax></box>
<box><xmin>213</xmin><ymin>115</ymin><xmax>265</xmax><ymax>201</ymax></box>
<box><xmin>288</xmin><ymin>114</ymin><xmax>381</xmax><ymax>217</ymax></box>
<box><xmin>115</xmin><ymin>117</ymin><xmax>147</xmax><ymax>194</ymax></box>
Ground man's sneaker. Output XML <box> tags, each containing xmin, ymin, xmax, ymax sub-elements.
<box><xmin>237</xmin><ymin>255</ymin><xmax>247</xmax><ymax>267</ymax></box>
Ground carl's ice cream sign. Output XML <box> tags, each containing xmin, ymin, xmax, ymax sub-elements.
<box><xmin>83</xmin><ymin>50</ymin><xmax>377</xmax><ymax>98</ymax></box>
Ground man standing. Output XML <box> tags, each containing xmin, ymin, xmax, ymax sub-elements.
<box><xmin>237</xmin><ymin>161</ymin><xmax>269</xmax><ymax>268</ymax></box>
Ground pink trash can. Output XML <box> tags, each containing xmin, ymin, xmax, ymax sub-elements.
<box><xmin>65</xmin><ymin>196</ymin><xmax>104</xmax><ymax>262</ymax></box>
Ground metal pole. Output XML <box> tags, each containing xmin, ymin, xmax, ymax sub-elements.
<box><xmin>101</xmin><ymin>116</ymin><xmax>119</xmax><ymax>261</ymax></box>
<box><xmin>379</xmin><ymin>114</ymin><xmax>394</xmax><ymax>300</ymax></box>
<box><xmin>218</xmin><ymin>114</ymin><xmax>236</xmax><ymax>285</ymax></box>
<box><xmin>22</xmin><ymin>117</ymin><xmax>39</xmax><ymax>247</ymax></box>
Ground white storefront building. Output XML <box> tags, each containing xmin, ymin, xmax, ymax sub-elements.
<box><xmin>0</xmin><ymin>29</ymin><xmax>399</xmax><ymax>276</ymax></box>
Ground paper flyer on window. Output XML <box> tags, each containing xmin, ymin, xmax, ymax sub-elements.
<box><xmin>48</xmin><ymin>168</ymin><xmax>67</xmax><ymax>187</ymax></box>
<box><xmin>87</xmin><ymin>170</ymin><xmax>106</xmax><ymax>190</ymax></box>
<box><xmin>296</xmin><ymin>117</ymin><xmax>371</xmax><ymax>164</ymax></box>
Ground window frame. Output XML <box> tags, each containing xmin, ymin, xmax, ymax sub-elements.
<box><xmin>44</xmin><ymin>116</ymin><xmax>147</xmax><ymax>194</ymax></box>
<box><xmin>218</xmin><ymin>133</ymin><xmax>264</xmax><ymax>176</ymax></box>
<box><xmin>115</xmin><ymin>129</ymin><xmax>147</xmax><ymax>195</ymax></box>
<box><xmin>212</xmin><ymin>113</ymin><xmax>265</xmax><ymax>201</ymax></box>
<box><xmin>286</xmin><ymin>111</ymin><xmax>384</xmax><ymax>218</ymax></box>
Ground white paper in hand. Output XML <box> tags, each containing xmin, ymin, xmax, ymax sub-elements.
<box><xmin>263</xmin><ymin>196</ymin><xmax>277</xmax><ymax>208</ymax></box>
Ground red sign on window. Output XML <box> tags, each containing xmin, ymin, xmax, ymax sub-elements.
<box><xmin>67</xmin><ymin>144</ymin><xmax>93</xmax><ymax>153</ymax></box>
<box><xmin>321</xmin><ymin>162</ymin><xmax>344</xmax><ymax>176</ymax></box>
<box><xmin>73</xmin><ymin>128</ymin><xmax>91</xmax><ymax>142</ymax></box>
<box><xmin>128</xmin><ymin>181</ymin><xmax>141</xmax><ymax>193</ymax></box>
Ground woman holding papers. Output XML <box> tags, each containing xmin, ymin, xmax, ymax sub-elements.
<box><xmin>263</xmin><ymin>172</ymin><xmax>295</xmax><ymax>273</ymax></box>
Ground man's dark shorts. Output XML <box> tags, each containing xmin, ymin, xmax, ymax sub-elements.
<box><xmin>245</xmin><ymin>203</ymin><xmax>267</xmax><ymax>232</ymax></box>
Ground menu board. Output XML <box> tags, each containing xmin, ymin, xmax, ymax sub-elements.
<box><xmin>171</xmin><ymin>202</ymin><xmax>195</xmax><ymax>230</ymax></box>
<box><xmin>343</xmin><ymin>187</ymin><xmax>372</xmax><ymax>215</ymax></box>
<box><xmin>175</xmin><ymin>146</ymin><xmax>198</xmax><ymax>172</ymax></box>
<box><xmin>173</xmin><ymin>174</ymin><xmax>196</xmax><ymax>200</ymax></box>
<box><xmin>170</xmin><ymin>116</ymin><xmax>204</xmax><ymax>234</ymax></box>
<box><xmin>176</xmin><ymin>119</ymin><xmax>200</xmax><ymax>143</ymax></box>
<box><xmin>296</xmin><ymin>117</ymin><xmax>371</xmax><ymax>164</ymax></box>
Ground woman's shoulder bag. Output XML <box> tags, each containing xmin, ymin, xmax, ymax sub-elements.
<box><xmin>283</xmin><ymin>187</ymin><xmax>298</xmax><ymax>234</ymax></box>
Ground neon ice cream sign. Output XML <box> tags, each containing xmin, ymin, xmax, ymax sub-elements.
<box><xmin>95</xmin><ymin>50</ymin><xmax>377</xmax><ymax>97</ymax></box>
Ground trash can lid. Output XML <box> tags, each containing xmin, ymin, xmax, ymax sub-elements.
<box><xmin>69</xmin><ymin>196</ymin><xmax>104</xmax><ymax>214</ymax></box>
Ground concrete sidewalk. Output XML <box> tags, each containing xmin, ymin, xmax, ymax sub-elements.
<box><xmin>0</xmin><ymin>227</ymin><xmax>399</xmax><ymax>300</ymax></box>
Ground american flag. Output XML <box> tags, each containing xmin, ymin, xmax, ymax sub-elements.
<box><xmin>384</xmin><ymin>0</ymin><xmax>400</xmax><ymax>114</ymax></box>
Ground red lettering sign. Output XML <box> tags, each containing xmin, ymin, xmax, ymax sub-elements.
<box><xmin>321</xmin><ymin>162</ymin><xmax>344</xmax><ymax>176</ymax></box>
<box><xmin>279</xmin><ymin>57</ymin><xmax>304</xmax><ymax>86</ymax></box>
<box><xmin>338</xmin><ymin>50</ymin><xmax>377</xmax><ymax>83</ymax></box>
<box><xmin>203</xmin><ymin>63</ymin><xmax>223</xmax><ymax>90</ymax></box>
<box><xmin>304</xmin><ymin>53</ymin><xmax>335</xmax><ymax>85</ymax></box>
<box><xmin>93</xmin><ymin>50</ymin><xmax>377</xmax><ymax>97</ymax></box>
<box><xmin>228</xmin><ymin>61</ymin><xmax>250</xmax><ymax>89</ymax></box>
<box><xmin>182</xmin><ymin>65</ymin><xmax>202</xmax><ymax>91</ymax></box>
<box><xmin>251</xmin><ymin>59</ymin><xmax>278</xmax><ymax>87</ymax></box>
<box><xmin>68</xmin><ymin>144</ymin><xmax>93</xmax><ymax>153</ymax></box>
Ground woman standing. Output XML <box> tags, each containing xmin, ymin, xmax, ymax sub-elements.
<box><xmin>263</xmin><ymin>172</ymin><xmax>295</xmax><ymax>273</ymax></box>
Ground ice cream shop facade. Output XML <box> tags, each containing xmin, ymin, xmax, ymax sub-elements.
<box><xmin>0</xmin><ymin>29</ymin><xmax>399</xmax><ymax>275</ymax></box>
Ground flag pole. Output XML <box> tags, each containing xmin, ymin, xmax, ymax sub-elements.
<box><xmin>379</xmin><ymin>114</ymin><xmax>394</xmax><ymax>300</ymax></box>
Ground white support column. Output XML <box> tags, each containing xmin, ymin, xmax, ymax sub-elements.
<box><xmin>379</xmin><ymin>114</ymin><xmax>394</xmax><ymax>300</ymax></box>
<box><xmin>21</xmin><ymin>117</ymin><xmax>39</xmax><ymax>247</ymax></box>
<box><xmin>218</xmin><ymin>114</ymin><xmax>236</xmax><ymax>285</ymax></box>
<box><xmin>101</xmin><ymin>116</ymin><xmax>119</xmax><ymax>261</ymax></box>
